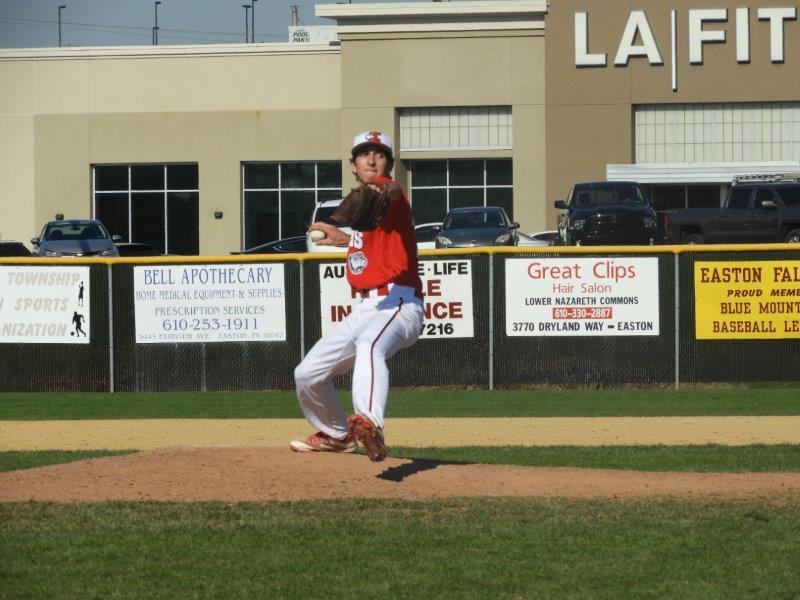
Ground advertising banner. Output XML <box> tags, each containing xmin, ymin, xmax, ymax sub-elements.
<box><xmin>505</xmin><ymin>257</ymin><xmax>660</xmax><ymax>336</ymax></box>
<box><xmin>133</xmin><ymin>264</ymin><xmax>286</xmax><ymax>343</ymax></box>
<box><xmin>319</xmin><ymin>259</ymin><xmax>474</xmax><ymax>338</ymax></box>
<box><xmin>0</xmin><ymin>266</ymin><xmax>90</xmax><ymax>343</ymax></box>
<box><xmin>695</xmin><ymin>261</ymin><xmax>800</xmax><ymax>339</ymax></box>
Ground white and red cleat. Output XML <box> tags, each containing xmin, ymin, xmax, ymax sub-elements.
<box><xmin>290</xmin><ymin>431</ymin><xmax>357</xmax><ymax>453</ymax></box>
<box><xmin>347</xmin><ymin>414</ymin><xmax>387</xmax><ymax>462</ymax></box>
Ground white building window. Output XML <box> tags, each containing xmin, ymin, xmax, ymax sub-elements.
<box><xmin>409</xmin><ymin>159</ymin><xmax>513</xmax><ymax>224</ymax></box>
<box><xmin>635</xmin><ymin>102</ymin><xmax>800</xmax><ymax>164</ymax></box>
<box><xmin>242</xmin><ymin>162</ymin><xmax>341</xmax><ymax>250</ymax></box>
<box><xmin>399</xmin><ymin>107</ymin><xmax>513</xmax><ymax>152</ymax></box>
<box><xmin>93</xmin><ymin>164</ymin><xmax>199</xmax><ymax>255</ymax></box>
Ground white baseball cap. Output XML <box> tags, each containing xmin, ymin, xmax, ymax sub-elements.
<box><xmin>351</xmin><ymin>130</ymin><xmax>393</xmax><ymax>158</ymax></box>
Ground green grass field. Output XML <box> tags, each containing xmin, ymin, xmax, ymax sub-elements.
<box><xmin>1</xmin><ymin>387</ymin><xmax>800</xmax><ymax>419</ymax></box>
<box><xmin>3</xmin><ymin>388</ymin><xmax>800</xmax><ymax>598</ymax></box>
<box><xmin>2</xmin><ymin>500</ymin><xmax>799</xmax><ymax>599</ymax></box>
<box><xmin>0</xmin><ymin>450</ymin><xmax>133</xmax><ymax>473</ymax></box>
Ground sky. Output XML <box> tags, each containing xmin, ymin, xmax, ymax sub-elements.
<box><xmin>0</xmin><ymin>0</ymin><xmax>408</xmax><ymax>49</ymax></box>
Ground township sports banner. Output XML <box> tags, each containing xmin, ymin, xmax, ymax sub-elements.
<box><xmin>319</xmin><ymin>259</ymin><xmax>474</xmax><ymax>338</ymax></box>
<box><xmin>133</xmin><ymin>264</ymin><xmax>286</xmax><ymax>343</ymax></box>
<box><xmin>0</xmin><ymin>266</ymin><xmax>90</xmax><ymax>343</ymax></box>
<box><xmin>504</xmin><ymin>257</ymin><xmax>660</xmax><ymax>336</ymax></box>
<box><xmin>694</xmin><ymin>261</ymin><xmax>800</xmax><ymax>339</ymax></box>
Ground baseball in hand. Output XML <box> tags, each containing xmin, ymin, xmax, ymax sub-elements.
<box><xmin>308</xmin><ymin>230</ymin><xmax>327</xmax><ymax>241</ymax></box>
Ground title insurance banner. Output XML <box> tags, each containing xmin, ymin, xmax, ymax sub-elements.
<box><xmin>319</xmin><ymin>259</ymin><xmax>474</xmax><ymax>338</ymax></box>
<box><xmin>695</xmin><ymin>261</ymin><xmax>800</xmax><ymax>339</ymax></box>
<box><xmin>0</xmin><ymin>266</ymin><xmax>91</xmax><ymax>343</ymax></box>
<box><xmin>133</xmin><ymin>264</ymin><xmax>286</xmax><ymax>343</ymax></box>
<box><xmin>505</xmin><ymin>257</ymin><xmax>660</xmax><ymax>336</ymax></box>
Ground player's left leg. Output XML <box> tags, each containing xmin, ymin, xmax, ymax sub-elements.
<box><xmin>350</xmin><ymin>300</ymin><xmax>423</xmax><ymax>429</ymax></box>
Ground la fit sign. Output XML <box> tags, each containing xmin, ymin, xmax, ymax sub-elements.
<box><xmin>575</xmin><ymin>7</ymin><xmax>797</xmax><ymax>90</ymax></box>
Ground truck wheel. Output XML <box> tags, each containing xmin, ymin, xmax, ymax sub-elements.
<box><xmin>785</xmin><ymin>229</ymin><xmax>800</xmax><ymax>243</ymax></box>
<box><xmin>682</xmin><ymin>233</ymin><xmax>703</xmax><ymax>245</ymax></box>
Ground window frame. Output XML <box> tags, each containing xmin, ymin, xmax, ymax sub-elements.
<box><xmin>635</xmin><ymin>102</ymin><xmax>800</xmax><ymax>164</ymax></box>
<box><xmin>92</xmin><ymin>163</ymin><xmax>199</xmax><ymax>254</ymax></box>
<box><xmin>399</xmin><ymin>106</ymin><xmax>513</xmax><ymax>152</ymax></box>
<box><xmin>240</xmin><ymin>161</ymin><xmax>342</xmax><ymax>249</ymax></box>
<box><xmin>409</xmin><ymin>158</ymin><xmax>514</xmax><ymax>221</ymax></box>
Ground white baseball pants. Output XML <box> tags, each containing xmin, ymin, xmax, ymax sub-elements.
<box><xmin>294</xmin><ymin>284</ymin><xmax>424</xmax><ymax>439</ymax></box>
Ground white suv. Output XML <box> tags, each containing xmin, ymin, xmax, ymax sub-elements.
<box><xmin>306</xmin><ymin>198</ymin><xmax>352</xmax><ymax>253</ymax></box>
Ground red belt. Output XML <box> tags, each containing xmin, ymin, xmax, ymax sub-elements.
<box><xmin>352</xmin><ymin>285</ymin><xmax>390</xmax><ymax>298</ymax></box>
<box><xmin>352</xmin><ymin>285</ymin><xmax>424</xmax><ymax>301</ymax></box>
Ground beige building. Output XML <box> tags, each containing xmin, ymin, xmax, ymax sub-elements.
<box><xmin>547</xmin><ymin>0</ymin><xmax>800</xmax><ymax>226</ymax></box>
<box><xmin>1</xmin><ymin>0</ymin><xmax>798</xmax><ymax>253</ymax></box>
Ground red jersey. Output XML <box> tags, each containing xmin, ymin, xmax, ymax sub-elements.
<box><xmin>346</xmin><ymin>177</ymin><xmax>422</xmax><ymax>295</ymax></box>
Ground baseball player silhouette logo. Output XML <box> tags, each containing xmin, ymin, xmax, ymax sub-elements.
<box><xmin>71</xmin><ymin>311</ymin><xmax>86</xmax><ymax>337</ymax></box>
<box><xmin>290</xmin><ymin>130</ymin><xmax>424</xmax><ymax>462</ymax></box>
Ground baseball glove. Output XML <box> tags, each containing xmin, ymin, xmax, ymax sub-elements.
<box><xmin>331</xmin><ymin>183</ymin><xmax>390</xmax><ymax>231</ymax></box>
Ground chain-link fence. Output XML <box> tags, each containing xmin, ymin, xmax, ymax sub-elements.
<box><xmin>0</xmin><ymin>260</ymin><xmax>110</xmax><ymax>392</ymax></box>
<box><xmin>1</xmin><ymin>248</ymin><xmax>799</xmax><ymax>392</ymax></box>
<box><xmin>493</xmin><ymin>251</ymin><xmax>677</xmax><ymax>386</ymax></box>
<box><xmin>678</xmin><ymin>248</ymin><xmax>800</xmax><ymax>383</ymax></box>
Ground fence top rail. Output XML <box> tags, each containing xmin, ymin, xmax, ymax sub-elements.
<box><xmin>1</xmin><ymin>244</ymin><xmax>799</xmax><ymax>266</ymax></box>
<box><xmin>492</xmin><ymin>244</ymin><xmax>800</xmax><ymax>255</ymax></box>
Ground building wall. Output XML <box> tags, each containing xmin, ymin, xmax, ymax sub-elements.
<box><xmin>0</xmin><ymin>47</ymin><xmax>342</xmax><ymax>251</ymax></box>
<box><xmin>13</xmin><ymin>0</ymin><xmax>797</xmax><ymax>247</ymax></box>
<box><xmin>341</xmin><ymin>31</ymin><xmax>546</xmax><ymax>230</ymax></box>
<box><xmin>30</xmin><ymin>109</ymin><xmax>342</xmax><ymax>254</ymax></box>
<box><xmin>0</xmin><ymin>115</ymin><xmax>35</xmax><ymax>243</ymax></box>
<box><xmin>0</xmin><ymin>62</ymin><xmax>36</xmax><ymax>243</ymax></box>
<box><xmin>546</xmin><ymin>0</ymin><xmax>800</xmax><ymax>224</ymax></box>
<box><xmin>2</xmin><ymin>27</ymin><xmax>549</xmax><ymax>249</ymax></box>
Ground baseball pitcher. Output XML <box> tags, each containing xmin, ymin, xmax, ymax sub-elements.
<box><xmin>290</xmin><ymin>130</ymin><xmax>424</xmax><ymax>462</ymax></box>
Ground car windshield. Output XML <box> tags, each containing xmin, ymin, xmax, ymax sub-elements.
<box><xmin>415</xmin><ymin>226</ymin><xmax>439</xmax><ymax>243</ymax></box>
<box><xmin>779</xmin><ymin>187</ymin><xmax>800</xmax><ymax>207</ymax></box>
<box><xmin>571</xmin><ymin>186</ymin><xmax>646</xmax><ymax>207</ymax></box>
<box><xmin>45</xmin><ymin>222</ymin><xmax>109</xmax><ymax>241</ymax></box>
<box><xmin>444</xmin><ymin>211</ymin><xmax>506</xmax><ymax>229</ymax></box>
<box><xmin>277</xmin><ymin>238</ymin><xmax>308</xmax><ymax>252</ymax></box>
<box><xmin>0</xmin><ymin>243</ymin><xmax>30</xmax><ymax>257</ymax></box>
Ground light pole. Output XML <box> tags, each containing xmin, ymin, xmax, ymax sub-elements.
<box><xmin>58</xmin><ymin>5</ymin><xmax>66</xmax><ymax>47</ymax></box>
<box><xmin>242</xmin><ymin>4</ymin><xmax>250</xmax><ymax>43</ymax></box>
<box><xmin>153</xmin><ymin>1</ymin><xmax>162</xmax><ymax>46</ymax></box>
<box><xmin>251</xmin><ymin>0</ymin><xmax>257</xmax><ymax>43</ymax></box>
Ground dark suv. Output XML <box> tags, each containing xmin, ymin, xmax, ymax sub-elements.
<box><xmin>555</xmin><ymin>181</ymin><xmax>658</xmax><ymax>246</ymax></box>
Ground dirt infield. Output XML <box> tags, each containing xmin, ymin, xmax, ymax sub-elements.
<box><xmin>2</xmin><ymin>446</ymin><xmax>800</xmax><ymax>503</ymax></box>
<box><xmin>3</xmin><ymin>417</ymin><xmax>800</xmax><ymax>503</ymax></box>
<box><xmin>3</xmin><ymin>416</ymin><xmax>800</xmax><ymax>450</ymax></box>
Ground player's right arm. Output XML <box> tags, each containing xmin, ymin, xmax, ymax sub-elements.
<box><xmin>309</xmin><ymin>221</ymin><xmax>350</xmax><ymax>246</ymax></box>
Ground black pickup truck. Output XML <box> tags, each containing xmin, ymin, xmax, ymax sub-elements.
<box><xmin>554</xmin><ymin>181</ymin><xmax>659</xmax><ymax>246</ymax></box>
<box><xmin>664</xmin><ymin>179</ymin><xmax>800</xmax><ymax>244</ymax></box>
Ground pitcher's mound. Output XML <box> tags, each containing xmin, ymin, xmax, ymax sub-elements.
<box><xmin>2</xmin><ymin>446</ymin><xmax>800</xmax><ymax>503</ymax></box>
